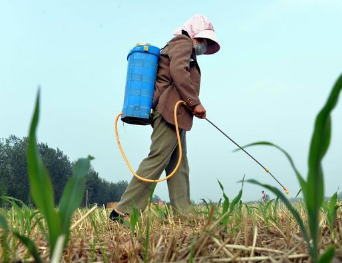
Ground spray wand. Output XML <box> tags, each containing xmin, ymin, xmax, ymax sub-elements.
<box><xmin>204</xmin><ymin>117</ymin><xmax>289</xmax><ymax>195</ymax></box>
<box><xmin>116</xmin><ymin>100</ymin><xmax>289</xmax><ymax>194</ymax></box>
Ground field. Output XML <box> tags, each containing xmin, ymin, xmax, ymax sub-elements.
<box><xmin>1</xmin><ymin>200</ymin><xmax>341</xmax><ymax>263</ymax></box>
<box><xmin>0</xmin><ymin>70</ymin><xmax>341</xmax><ymax>263</ymax></box>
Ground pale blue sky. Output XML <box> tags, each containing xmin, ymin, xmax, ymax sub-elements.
<box><xmin>1</xmin><ymin>0</ymin><xmax>342</xmax><ymax>202</ymax></box>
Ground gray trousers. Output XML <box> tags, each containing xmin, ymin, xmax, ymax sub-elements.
<box><xmin>116</xmin><ymin>111</ymin><xmax>191</xmax><ymax>214</ymax></box>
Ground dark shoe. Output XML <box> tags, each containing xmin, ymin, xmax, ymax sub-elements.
<box><xmin>109</xmin><ymin>209</ymin><xmax>129</xmax><ymax>223</ymax></box>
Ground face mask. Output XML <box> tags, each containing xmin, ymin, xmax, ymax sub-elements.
<box><xmin>194</xmin><ymin>39</ymin><xmax>207</xmax><ymax>55</ymax></box>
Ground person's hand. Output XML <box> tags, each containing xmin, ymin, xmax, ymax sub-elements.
<box><xmin>192</xmin><ymin>104</ymin><xmax>206</xmax><ymax>119</ymax></box>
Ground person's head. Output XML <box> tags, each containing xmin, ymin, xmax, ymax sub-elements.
<box><xmin>262</xmin><ymin>191</ymin><xmax>264</xmax><ymax>194</ymax></box>
<box><xmin>174</xmin><ymin>14</ymin><xmax>220</xmax><ymax>55</ymax></box>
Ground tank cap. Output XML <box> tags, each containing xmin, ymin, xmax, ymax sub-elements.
<box><xmin>127</xmin><ymin>44</ymin><xmax>161</xmax><ymax>59</ymax></box>
<box><xmin>135</xmin><ymin>42</ymin><xmax>151</xmax><ymax>47</ymax></box>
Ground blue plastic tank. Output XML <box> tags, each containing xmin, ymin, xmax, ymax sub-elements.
<box><xmin>121</xmin><ymin>43</ymin><xmax>160</xmax><ymax>125</ymax></box>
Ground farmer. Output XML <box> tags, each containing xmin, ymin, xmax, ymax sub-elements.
<box><xmin>110</xmin><ymin>14</ymin><xmax>220</xmax><ymax>221</ymax></box>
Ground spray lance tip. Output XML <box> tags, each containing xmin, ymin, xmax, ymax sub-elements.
<box><xmin>264</xmin><ymin>168</ymin><xmax>288</xmax><ymax>194</ymax></box>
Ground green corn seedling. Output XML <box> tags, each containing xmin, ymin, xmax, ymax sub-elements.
<box><xmin>242</xmin><ymin>73</ymin><xmax>342</xmax><ymax>263</ymax></box>
<box><xmin>130</xmin><ymin>206</ymin><xmax>140</xmax><ymax>236</ymax></box>
<box><xmin>217</xmin><ymin>180</ymin><xmax>229</xmax><ymax>223</ymax></box>
<box><xmin>322</xmin><ymin>192</ymin><xmax>341</xmax><ymax>241</ymax></box>
<box><xmin>189</xmin><ymin>237</ymin><xmax>196</xmax><ymax>263</ymax></box>
<box><xmin>143</xmin><ymin>183</ymin><xmax>157</xmax><ymax>263</ymax></box>
<box><xmin>13</xmin><ymin>91</ymin><xmax>92</xmax><ymax>262</ymax></box>
<box><xmin>0</xmin><ymin>213</ymin><xmax>10</xmax><ymax>263</ymax></box>
<box><xmin>217</xmin><ymin>176</ymin><xmax>244</xmax><ymax>229</ymax></box>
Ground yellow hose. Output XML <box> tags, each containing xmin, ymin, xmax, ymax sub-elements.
<box><xmin>115</xmin><ymin>100</ymin><xmax>186</xmax><ymax>183</ymax></box>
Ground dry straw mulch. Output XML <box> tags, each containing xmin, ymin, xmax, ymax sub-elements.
<box><xmin>4</xmin><ymin>204</ymin><xmax>342</xmax><ymax>262</ymax></box>
<box><xmin>61</xmin><ymin>205</ymin><xmax>342</xmax><ymax>263</ymax></box>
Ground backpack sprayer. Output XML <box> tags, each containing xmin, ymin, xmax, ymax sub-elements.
<box><xmin>115</xmin><ymin>43</ymin><xmax>289</xmax><ymax>195</ymax></box>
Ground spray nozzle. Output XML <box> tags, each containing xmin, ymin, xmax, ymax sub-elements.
<box><xmin>283</xmin><ymin>187</ymin><xmax>289</xmax><ymax>195</ymax></box>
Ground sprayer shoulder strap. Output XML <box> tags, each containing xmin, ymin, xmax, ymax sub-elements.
<box><xmin>160</xmin><ymin>30</ymin><xmax>190</xmax><ymax>54</ymax></box>
<box><xmin>160</xmin><ymin>43</ymin><xmax>168</xmax><ymax>53</ymax></box>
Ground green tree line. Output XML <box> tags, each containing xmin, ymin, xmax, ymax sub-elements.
<box><xmin>0</xmin><ymin>135</ymin><xmax>127</xmax><ymax>207</ymax></box>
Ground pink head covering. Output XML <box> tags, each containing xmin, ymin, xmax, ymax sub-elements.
<box><xmin>174</xmin><ymin>14</ymin><xmax>220</xmax><ymax>55</ymax></box>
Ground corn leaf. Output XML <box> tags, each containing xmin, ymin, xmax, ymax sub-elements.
<box><xmin>0</xmin><ymin>213</ymin><xmax>9</xmax><ymax>263</ymax></box>
<box><xmin>218</xmin><ymin>180</ymin><xmax>229</xmax><ymax>215</ymax></box>
<box><xmin>14</xmin><ymin>232</ymin><xmax>43</xmax><ymax>263</ymax></box>
<box><xmin>27</xmin><ymin>91</ymin><xmax>61</xmax><ymax>252</ymax></box>
<box><xmin>130</xmin><ymin>206</ymin><xmax>139</xmax><ymax>234</ymax></box>
<box><xmin>306</xmin><ymin>73</ymin><xmax>342</xmax><ymax>255</ymax></box>
<box><xmin>201</xmin><ymin>198</ymin><xmax>210</xmax><ymax>213</ymax></box>
<box><xmin>317</xmin><ymin>246</ymin><xmax>335</xmax><ymax>263</ymax></box>
<box><xmin>0</xmin><ymin>213</ymin><xmax>8</xmax><ymax>232</ymax></box>
<box><xmin>295</xmin><ymin>189</ymin><xmax>302</xmax><ymax>198</ymax></box>
<box><xmin>229</xmin><ymin>175</ymin><xmax>245</xmax><ymax>214</ymax></box>
<box><xmin>144</xmin><ymin>183</ymin><xmax>157</xmax><ymax>263</ymax></box>
<box><xmin>245</xmin><ymin>179</ymin><xmax>314</xmax><ymax>257</ymax></box>
<box><xmin>189</xmin><ymin>237</ymin><xmax>196</xmax><ymax>263</ymax></box>
<box><xmin>59</xmin><ymin>157</ymin><xmax>92</xmax><ymax>247</ymax></box>
<box><xmin>327</xmin><ymin>192</ymin><xmax>338</xmax><ymax>228</ymax></box>
<box><xmin>0</xmin><ymin>224</ymin><xmax>10</xmax><ymax>263</ymax></box>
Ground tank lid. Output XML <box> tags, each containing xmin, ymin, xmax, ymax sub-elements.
<box><xmin>127</xmin><ymin>44</ymin><xmax>160</xmax><ymax>59</ymax></box>
<box><xmin>135</xmin><ymin>42</ymin><xmax>151</xmax><ymax>46</ymax></box>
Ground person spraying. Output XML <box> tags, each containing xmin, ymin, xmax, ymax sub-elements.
<box><xmin>110</xmin><ymin>14</ymin><xmax>220</xmax><ymax>221</ymax></box>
